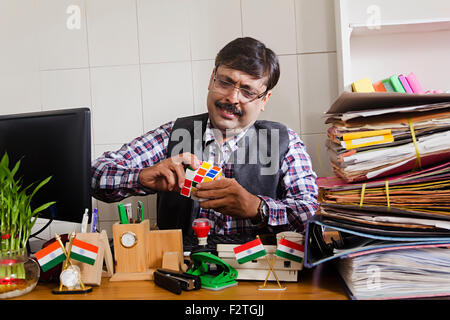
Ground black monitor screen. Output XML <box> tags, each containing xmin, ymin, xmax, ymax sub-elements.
<box><xmin>0</xmin><ymin>108</ymin><xmax>91</xmax><ymax>223</ymax></box>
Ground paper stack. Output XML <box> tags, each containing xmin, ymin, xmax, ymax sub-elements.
<box><xmin>337</xmin><ymin>247</ymin><xmax>450</xmax><ymax>300</ymax></box>
<box><xmin>304</xmin><ymin>92</ymin><xmax>450</xmax><ymax>299</ymax></box>
<box><xmin>325</xmin><ymin>92</ymin><xmax>450</xmax><ymax>182</ymax></box>
<box><xmin>318</xmin><ymin>160</ymin><xmax>450</xmax><ymax>219</ymax></box>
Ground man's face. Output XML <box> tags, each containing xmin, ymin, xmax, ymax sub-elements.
<box><xmin>206</xmin><ymin>65</ymin><xmax>271</xmax><ymax>137</ymax></box>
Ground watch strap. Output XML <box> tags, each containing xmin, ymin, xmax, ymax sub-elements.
<box><xmin>257</xmin><ymin>198</ymin><xmax>268</xmax><ymax>222</ymax></box>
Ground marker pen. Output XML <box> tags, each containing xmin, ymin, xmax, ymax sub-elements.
<box><xmin>81</xmin><ymin>208</ymin><xmax>89</xmax><ymax>233</ymax></box>
<box><xmin>91</xmin><ymin>208</ymin><xmax>99</xmax><ymax>232</ymax></box>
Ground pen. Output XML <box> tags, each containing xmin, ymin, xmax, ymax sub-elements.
<box><xmin>91</xmin><ymin>208</ymin><xmax>99</xmax><ymax>232</ymax></box>
<box><xmin>118</xmin><ymin>203</ymin><xmax>128</xmax><ymax>224</ymax></box>
<box><xmin>81</xmin><ymin>208</ymin><xmax>89</xmax><ymax>233</ymax></box>
<box><xmin>124</xmin><ymin>203</ymin><xmax>133</xmax><ymax>224</ymax></box>
<box><xmin>137</xmin><ymin>201</ymin><xmax>144</xmax><ymax>223</ymax></box>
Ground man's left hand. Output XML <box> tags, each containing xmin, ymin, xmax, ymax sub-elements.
<box><xmin>193</xmin><ymin>177</ymin><xmax>260</xmax><ymax>220</ymax></box>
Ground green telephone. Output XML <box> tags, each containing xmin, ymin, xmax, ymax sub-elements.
<box><xmin>186</xmin><ymin>252</ymin><xmax>238</xmax><ymax>290</ymax></box>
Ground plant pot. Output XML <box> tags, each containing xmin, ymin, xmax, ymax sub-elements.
<box><xmin>0</xmin><ymin>249</ymin><xmax>40</xmax><ymax>299</ymax></box>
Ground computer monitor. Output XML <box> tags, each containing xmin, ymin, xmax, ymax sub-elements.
<box><xmin>0</xmin><ymin>108</ymin><xmax>92</xmax><ymax>223</ymax></box>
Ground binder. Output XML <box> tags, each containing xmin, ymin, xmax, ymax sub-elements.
<box><xmin>381</xmin><ymin>79</ymin><xmax>394</xmax><ymax>92</ymax></box>
<box><xmin>398</xmin><ymin>74</ymin><xmax>413</xmax><ymax>93</ymax></box>
<box><xmin>304</xmin><ymin>213</ymin><xmax>450</xmax><ymax>268</ymax></box>
<box><xmin>373</xmin><ymin>81</ymin><xmax>387</xmax><ymax>92</ymax></box>
<box><xmin>352</xmin><ymin>78</ymin><xmax>375</xmax><ymax>92</ymax></box>
<box><xmin>389</xmin><ymin>75</ymin><xmax>406</xmax><ymax>93</ymax></box>
<box><xmin>406</xmin><ymin>72</ymin><xmax>424</xmax><ymax>94</ymax></box>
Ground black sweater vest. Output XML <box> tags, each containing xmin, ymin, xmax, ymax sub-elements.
<box><xmin>157</xmin><ymin>113</ymin><xmax>289</xmax><ymax>235</ymax></box>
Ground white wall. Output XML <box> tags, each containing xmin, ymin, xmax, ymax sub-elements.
<box><xmin>345</xmin><ymin>0</ymin><xmax>450</xmax><ymax>24</ymax></box>
<box><xmin>0</xmin><ymin>0</ymin><xmax>338</xmax><ymax>238</ymax></box>
<box><xmin>336</xmin><ymin>0</ymin><xmax>450</xmax><ymax>93</ymax></box>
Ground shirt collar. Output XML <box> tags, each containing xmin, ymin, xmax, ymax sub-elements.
<box><xmin>204</xmin><ymin>118</ymin><xmax>250</xmax><ymax>148</ymax></box>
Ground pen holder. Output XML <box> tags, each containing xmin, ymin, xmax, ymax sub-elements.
<box><xmin>112</xmin><ymin>219</ymin><xmax>150</xmax><ymax>274</ymax></box>
<box><xmin>110</xmin><ymin>219</ymin><xmax>184</xmax><ymax>281</ymax></box>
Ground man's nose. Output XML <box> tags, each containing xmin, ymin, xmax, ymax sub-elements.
<box><xmin>226</xmin><ymin>87</ymin><xmax>240</xmax><ymax>104</ymax></box>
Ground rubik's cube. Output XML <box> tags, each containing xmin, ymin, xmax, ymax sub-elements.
<box><xmin>180</xmin><ymin>162</ymin><xmax>222</xmax><ymax>201</ymax></box>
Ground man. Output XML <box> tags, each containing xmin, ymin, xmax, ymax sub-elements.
<box><xmin>91</xmin><ymin>37</ymin><xmax>318</xmax><ymax>236</ymax></box>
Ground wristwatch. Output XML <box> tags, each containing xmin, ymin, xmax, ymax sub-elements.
<box><xmin>256</xmin><ymin>198</ymin><xmax>269</xmax><ymax>223</ymax></box>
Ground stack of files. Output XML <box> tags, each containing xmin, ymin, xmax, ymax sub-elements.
<box><xmin>303</xmin><ymin>211</ymin><xmax>450</xmax><ymax>299</ymax></box>
<box><xmin>304</xmin><ymin>208</ymin><xmax>450</xmax><ymax>269</ymax></box>
<box><xmin>325</xmin><ymin>92</ymin><xmax>450</xmax><ymax>182</ymax></box>
<box><xmin>318</xmin><ymin>160</ymin><xmax>450</xmax><ymax>217</ymax></box>
<box><xmin>336</xmin><ymin>246</ymin><xmax>450</xmax><ymax>300</ymax></box>
<box><xmin>304</xmin><ymin>161</ymin><xmax>450</xmax><ymax>299</ymax></box>
<box><xmin>307</xmin><ymin>91</ymin><xmax>450</xmax><ymax>299</ymax></box>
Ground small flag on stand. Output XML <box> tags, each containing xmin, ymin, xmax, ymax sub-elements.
<box><xmin>35</xmin><ymin>241</ymin><xmax>66</xmax><ymax>272</ymax></box>
<box><xmin>233</xmin><ymin>238</ymin><xmax>267</xmax><ymax>264</ymax></box>
<box><xmin>70</xmin><ymin>238</ymin><xmax>99</xmax><ymax>265</ymax></box>
<box><xmin>275</xmin><ymin>238</ymin><xmax>304</xmax><ymax>263</ymax></box>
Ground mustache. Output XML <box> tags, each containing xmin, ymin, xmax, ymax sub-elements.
<box><xmin>215</xmin><ymin>101</ymin><xmax>243</xmax><ymax>116</ymax></box>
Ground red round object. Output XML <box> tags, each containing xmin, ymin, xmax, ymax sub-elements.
<box><xmin>192</xmin><ymin>219</ymin><xmax>211</xmax><ymax>238</ymax></box>
<box><xmin>192</xmin><ymin>225</ymin><xmax>211</xmax><ymax>238</ymax></box>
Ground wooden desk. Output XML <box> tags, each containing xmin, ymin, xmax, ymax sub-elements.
<box><xmin>12</xmin><ymin>264</ymin><xmax>348</xmax><ymax>300</ymax></box>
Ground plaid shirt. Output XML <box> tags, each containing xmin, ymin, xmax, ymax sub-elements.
<box><xmin>91</xmin><ymin>119</ymin><xmax>319</xmax><ymax>234</ymax></box>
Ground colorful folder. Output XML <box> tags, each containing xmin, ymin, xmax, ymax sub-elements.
<box><xmin>352</xmin><ymin>78</ymin><xmax>375</xmax><ymax>92</ymax></box>
<box><xmin>398</xmin><ymin>74</ymin><xmax>413</xmax><ymax>93</ymax></box>
<box><xmin>373</xmin><ymin>81</ymin><xmax>387</xmax><ymax>92</ymax></box>
<box><xmin>406</xmin><ymin>72</ymin><xmax>424</xmax><ymax>94</ymax></box>
<box><xmin>389</xmin><ymin>75</ymin><xmax>406</xmax><ymax>93</ymax></box>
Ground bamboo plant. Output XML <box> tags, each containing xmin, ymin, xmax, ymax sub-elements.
<box><xmin>0</xmin><ymin>152</ymin><xmax>55</xmax><ymax>288</ymax></box>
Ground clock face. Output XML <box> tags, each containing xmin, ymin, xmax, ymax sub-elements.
<box><xmin>120</xmin><ymin>232</ymin><xmax>137</xmax><ymax>248</ymax></box>
<box><xmin>60</xmin><ymin>266</ymin><xmax>80</xmax><ymax>288</ymax></box>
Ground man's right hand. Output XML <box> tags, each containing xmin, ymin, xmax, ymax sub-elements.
<box><xmin>138</xmin><ymin>152</ymin><xmax>201</xmax><ymax>192</ymax></box>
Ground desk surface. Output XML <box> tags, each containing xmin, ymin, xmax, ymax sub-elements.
<box><xmin>12</xmin><ymin>264</ymin><xmax>348</xmax><ymax>300</ymax></box>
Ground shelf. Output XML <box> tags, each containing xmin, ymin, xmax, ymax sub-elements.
<box><xmin>349</xmin><ymin>18</ymin><xmax>450</xmax><ymax>37</ymax></box>
<box><xmin>335</xmin><ymin>0</ymin><xmax>450</xmax><ymax>93</ymax></box>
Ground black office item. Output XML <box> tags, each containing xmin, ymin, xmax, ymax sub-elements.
<box><xmin>0</xmin><ymin>108</ymin><xmax>91</xmax><ymax>223</ymax></box>
<box><xmin>154</xmin><ymin>269</ymin><xmax>201</xmax><ymax>295</ymax></box>
<box><xmin>183</xmin><ymin>233</ymin><xmax>275</xmax><ymax>255</ymax></box>
<box><xmin>154</xmin><ymin>271</ymin><xmax>182</xmax><ymax>295</ymax></box>
<box><xmin>304</xmin><ymin>214</ymin><xmax>450</xmax><ymax>268</ymax></box>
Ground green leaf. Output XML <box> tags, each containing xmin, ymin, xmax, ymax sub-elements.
<box><xmin>27</xmin><ymin>176</ymin><xmax>52</xmax><ymax>206</ymax></box>
<box><xmin>0</xmin><ymin>152</ymin><xmax>9</xmax><ymax>169</ymax></box>
<box><xmin>0</xmin><ymin>151</ymin><xmax>54</xmax><ymax>250</ymax></box>
<box><xmin>10</xmin><ymin>158</ymin><xmax>21</xmax><ymax>179</ymax></box>
<box><xmin>32</xmin><ymin>201</ymin><xmax>56</xmax><ymax>216</ymax></box>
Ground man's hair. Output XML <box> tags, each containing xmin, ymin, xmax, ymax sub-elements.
<box><xmin>215</xmin><ymin>37</ymin><xmax>280</xmax><ymax>92</ymax></box>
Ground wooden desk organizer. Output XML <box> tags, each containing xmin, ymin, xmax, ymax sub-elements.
<box><xmin>69</xmin><ymin>230</ymin><xmax>114</xmax><ymax>286</ymax></box>
<box><xmin>110</xmin><ymin>219</ymin><xmax>183</xmax><ymax>282</ymax></box>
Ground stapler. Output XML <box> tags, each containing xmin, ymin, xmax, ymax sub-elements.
<box><xmin>186</xmin><ymin>252</ymin><xmax>238</xmax><ymax>290</ymax></box>
<box><xmin>153</xmin><ymin>268</ymin><xmax>201</xmax><ymax>295</ymax></box>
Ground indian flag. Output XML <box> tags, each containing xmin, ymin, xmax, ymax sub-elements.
<box><xmin>275</xmin><ymin>238</ymin><xmax>304</xmax><ymax>263</ymax></box>
<box><xmin>35</xmin><ymin>241</ymin><xmax>66</xmax><ymax>272</ymax></box>
<box><xmin>70</xmin><ymin>238</ymin><xmax>98</xmax><ymax>265</ymax></box>
<box><xmin>233</xmin><ymin>238</ymin><xmax>267</xmax><ymax>264</ymax></box>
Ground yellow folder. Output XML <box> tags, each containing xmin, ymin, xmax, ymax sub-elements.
<box><xmin>351</xmin><ymin>78</ymin><xmax>375</xmax><ymax>93</ymax></box>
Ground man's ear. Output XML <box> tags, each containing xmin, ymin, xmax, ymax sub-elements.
<box><xmin>207</xmin><ymin>68</ymin><xmax>216</xmax><ymax>90</ymax></box>
<box><xmin>260</xmin><ymin>91</ymin><xmax>271</xmax><ymax>112</ymax></box>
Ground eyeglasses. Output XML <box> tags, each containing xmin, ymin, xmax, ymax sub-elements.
<box><xmin>212</xmin><ymin>71</ymin><xmax>267</xmax><ymax>103</ymax></box>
